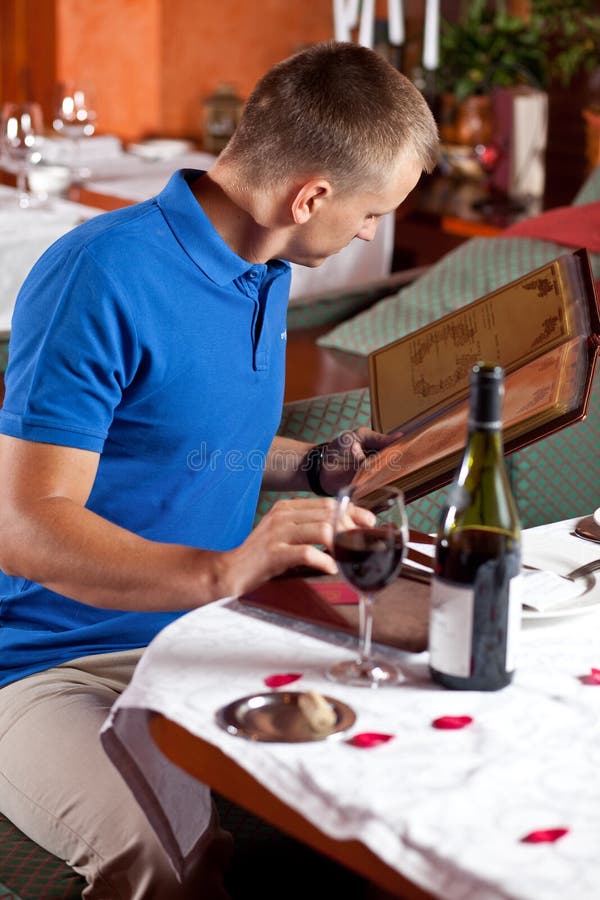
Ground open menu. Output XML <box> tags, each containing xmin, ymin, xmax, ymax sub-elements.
<box><xmin>352</xmin><ymin>248</ymin><xmax>600</xmax><ymax>506</ymax></box>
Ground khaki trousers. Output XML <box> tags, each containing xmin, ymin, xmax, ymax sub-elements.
<box><xmin>0</xmin><ymin>649</ymin><xmax>233</xmax><ymax>899</ymax></box>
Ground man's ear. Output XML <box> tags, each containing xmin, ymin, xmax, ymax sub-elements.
<box><xmin>290</xmin><ymin>178</ymin><xmax>333</xmax><ymax>224</ymax></box>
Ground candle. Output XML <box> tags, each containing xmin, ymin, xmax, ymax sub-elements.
<box><xmin>333</xmin><ymin>0</ymin><xmax>351</xmax><ymax>41</ymax></box>
<box><xmin>358</xmin><ymin>0</ymin><xmax>375</xmax><ymax>49</ymax></box>
<box><xmin>422</xmin><ymin>0</ymin><xmax>440</xmax><ymax>70</ymax></box>
<box><xmin>345</xmin><ymin>0</ymin><xmax>360</xmax><ymax>29</ymax></box>
<box><xmin>388</xmin><ymin>0</ymin><xmax>404</xmax><ymax>46</ymax></box>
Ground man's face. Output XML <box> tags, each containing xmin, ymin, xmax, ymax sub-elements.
<box><xmin>284</xmin><ymin>156</ymin><xmax>423</xmax><ymax>267</ymax></box>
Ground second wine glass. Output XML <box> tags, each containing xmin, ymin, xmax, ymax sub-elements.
<box><xmin>53</xmin><ymin>82</ymin><xmax>96</xmax><ymax>179</ymax></box>
<box><xmin>328</xmin><ymin>485</ymin><xmax>409</xmax><ymax>688</ymax></box>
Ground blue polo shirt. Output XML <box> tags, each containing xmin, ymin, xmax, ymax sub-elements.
<box><xmin>0</xmin><ymin>169</ymin><xmax>291</xmax><ymax>687</ymax></box>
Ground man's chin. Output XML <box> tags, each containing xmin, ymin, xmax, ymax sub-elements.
<box><xmin>288</xmin><ymin>254</ymin><xmax>329</xmax><ymax>268</ymax></box>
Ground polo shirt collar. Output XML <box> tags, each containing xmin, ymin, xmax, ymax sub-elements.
<box><xmin>156</xmin><ymin>169</ymin><xmax>290</xmax><ymax>286</ymax></box>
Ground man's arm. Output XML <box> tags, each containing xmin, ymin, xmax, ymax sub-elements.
<box><xmin>263</xmin><ymin>429</ymin><xmax>396</xmax><ymax>496</ymax></box>
<box><xmin>0</xmin><ymin>435</ymin><xmax>374</xmax><ymax>610</ymax></box>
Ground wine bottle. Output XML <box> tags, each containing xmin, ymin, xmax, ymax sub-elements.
<box><xmin>429</xmin><ymin>363</ymin><xmax>522</xmax><ymax>691</ymax></box>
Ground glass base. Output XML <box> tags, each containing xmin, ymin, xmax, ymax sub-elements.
<box><xmin>326</xmin><ymin>657</ymin><xmax>401</xmax><ymax>688</ymax></box>
<box><xmin>17</xmin><ymin>192</ymin><xmax>49</xmax><ymax>210</ymax></box>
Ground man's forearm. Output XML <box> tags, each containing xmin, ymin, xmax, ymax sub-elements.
<box><xmin>262</xmin><ymin>435</ymin><xmax>315</xmax><ymax>491</ymax></box>
<box><xmin>0</xmin><ymin>497</ymin><xmax>230</xmax><ymax>612</ymax></box>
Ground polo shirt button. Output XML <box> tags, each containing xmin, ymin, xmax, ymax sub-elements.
<box><xmin>249</xmin><ymin>271</ymin><xmax>257</xmax><ymax>279</ymax></box>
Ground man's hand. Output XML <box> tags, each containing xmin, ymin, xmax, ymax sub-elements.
<box><xmin>317</xmin><ymin>427</ymin><xmax>397</xmax><ymax>497</ymax></box>
<box><xmin>223</xmin><ymin>497</ymin><xmax>374</xmax><ymax>597</ymax></box>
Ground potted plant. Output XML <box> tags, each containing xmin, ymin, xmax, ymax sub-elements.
<box><xmin>438</xmin><ymin>0</ymin><xmax>600</xmax><ymax>147</ymax></box>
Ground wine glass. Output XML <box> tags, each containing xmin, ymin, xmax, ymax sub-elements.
<box><xmin>472</xmin><ymin>141</ymin><xmax>526</xmax><ymax>218</ymax></box>
<box><xmin>327</xmin><ymin>485</ymin><xmax>409</xmax><ymax>687</ymax></box>
<box><xmin>0</xmin><ymin>101</ymin><xmax>44</xmax><ymax>209</ymax></box>
<box><xmin>52</xmin><ymin>82</ymin><xmax>96</xmax><ymax>179</ymax></box>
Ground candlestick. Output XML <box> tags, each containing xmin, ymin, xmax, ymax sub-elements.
<box><xmin>422</xmin><ymin>0</ymin><xmax>440</xmax><ymax>70</ymax></box>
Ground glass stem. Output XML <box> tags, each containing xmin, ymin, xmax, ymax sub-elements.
<box><xmin>357</xmin><ymin>594</ymin><xmax>374</xmax><ymax>664</ymax></box>
<box><xmin>16</xmin><ymin>165</ymin><xmax>28</xmax><ymax>200</ymax></box>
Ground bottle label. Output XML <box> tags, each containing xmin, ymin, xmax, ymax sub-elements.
<box><xmin>429</xmin><ymin>579</ymin><xmax>474</xmax><ymax>677</ymax></box>
<box><xmin>429</xmin><ymin>571</ymin><xmax>522</xmax><ymax>679</ymax></box>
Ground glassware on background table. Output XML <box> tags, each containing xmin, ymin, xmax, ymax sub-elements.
<box><xmin>0</xmin><ymin>101</ymin><xmax>45</xmax><ymax>209</ymax></box>
<box><xmin>472</xmin><ymin>141</ymin><xmax>527</xmax><ymax>217</ymax></box>
<box><xmin>327</xmin><ymin>485</ymin><xmax>409</xmax><ymax>688</ymax></box>
<box><xmin>52</xmin><ymin>82</ymin><xmax>96</xmax><ymax>179</ymax></box>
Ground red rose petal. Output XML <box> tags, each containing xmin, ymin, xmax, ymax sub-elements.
<box><xmin>581</xmin><ymin>667</ymin><xmax>600</xmax><ymax>685</ymax></box>
<box><xmin>520</xmin><ymin>827</ymin><xmax>569</xmax><ymax>844</ymax></box>
<box><xmin>348</xmin><ymin>732</ymin><xmax>394</xmax><ymax>748</ymax></box>
<box><xmin>263</xmin><ymin>673</ymin><xmax>303</xmax><ymax>688</ymax></box>
<box><xmin>432</xmin><ymin>715</ymin><xmax>473</xmax><ymax>730</ymax></box>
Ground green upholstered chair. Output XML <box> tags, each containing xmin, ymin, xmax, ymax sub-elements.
<box><xmin>0</xmin><ymin>813</ymin><xmax>84</xmax><ymax>899</ymax></box>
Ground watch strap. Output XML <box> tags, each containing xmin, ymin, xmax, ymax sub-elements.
<box><xmin>303</xmin><ymin>443</ymin><xmax>331</xmax><ymax>497</ymax></box>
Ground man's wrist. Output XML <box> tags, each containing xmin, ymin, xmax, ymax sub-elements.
<box><xmin>303</xmin><ymin>443</ymin><xmax>332</xmax><ymax>497</ymax></box>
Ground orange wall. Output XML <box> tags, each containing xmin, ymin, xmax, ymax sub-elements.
<box><xmin>159</xmin><ymin>0</ymin><xmax>333</xmax><ymax>139</ymax></box>
<box><xmin>55</xmin><ymin>0</ymin><xmax>162</xmax><ymax>141</ymax></box>
<box><xmin>53</xmin><ymin>0</ymin><xmax>334</xmax><ymax>143</ymax></box>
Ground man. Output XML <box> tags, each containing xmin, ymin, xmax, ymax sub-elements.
<box><xmin>0</xmin><ymin>41</ymin><xmax>438</xmax><ymax>898</ymax></box>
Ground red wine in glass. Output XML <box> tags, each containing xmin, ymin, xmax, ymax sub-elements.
<box><xmin>334</xmin><ymin>528</ymin><xmax>406</xmax><ymax>593</ymax></box>
<box><xmin>327</xmin><ymin>486</ymin><xmax>409</xmax><ymax>687</ymax></box>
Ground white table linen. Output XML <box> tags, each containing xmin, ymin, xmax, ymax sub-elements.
<box><xmin>101</xmin><ymin>518</ymin><xmax>600</xmax><ymax>899</ymax></box>
<box><xmin>0</xmin><ymin>186</ymin><xmax>102</xmax><ymax>332</ymax></box>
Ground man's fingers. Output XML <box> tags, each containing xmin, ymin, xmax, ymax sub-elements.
<box><xmin>353</xmin><ymin>426</ymin><xmax>397</xmax><ymax>454</ymax></box>
<box><xmin>283</xmin><ymin>545</ymin><xmax>338</xmax><ymax>576</ymax></box>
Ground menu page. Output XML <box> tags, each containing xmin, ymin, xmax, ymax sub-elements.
<box><xmin>354</xmin><ymin>338</ymin><xmax>586</xmax><ymax>505</ymax></box>
<box><xmin>369</xmin><ymin>258</ymin><xmax>574</xmax><ymax>435</ymax></box>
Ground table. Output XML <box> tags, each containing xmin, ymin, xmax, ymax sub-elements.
<box><xmin>150</xmin><ymin>714</ymin><xmax>432</xmax><ymax>900</ymax></box>
<box><xmin>102</xmin><ymin>518</ymin><xmax>600</xmax><ymax>900</ymax></box>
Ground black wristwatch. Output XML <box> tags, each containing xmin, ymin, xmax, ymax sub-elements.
<box><xmin>303</xmin><ymin>442</ymin><xmax>332</xmax><ymax>497</ymax></box>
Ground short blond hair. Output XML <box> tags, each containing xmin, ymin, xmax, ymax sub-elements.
<box><xmin>221</xmin><ymin>41</ymin><xmax>439</xmax><ymax>191</ymax></box>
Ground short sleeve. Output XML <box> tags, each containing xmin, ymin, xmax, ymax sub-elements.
<box><xmin>0</xmin><ymin>243</ymin><xmax>140</xmax><ymax>452</ymax></box>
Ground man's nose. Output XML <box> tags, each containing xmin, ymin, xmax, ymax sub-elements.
<box><xmin>356</xmin><ymin>218</ymin><xmax>378</xmax><ymax>242</ymax></box>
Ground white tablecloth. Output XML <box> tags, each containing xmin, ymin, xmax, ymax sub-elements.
<box><xmin>0</xmin><ymin>186</ymin><xmax>103</xmax><ymax>332</ymax></box>
<box><xmin>101</xmin><ymin>518</ymin><xmax>600</xmax><ymax>899</ymax></box>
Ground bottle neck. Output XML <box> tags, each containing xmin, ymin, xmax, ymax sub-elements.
<box><xmin>469</xmin><ymin>375</ymin><xmax>502</xmax><ymax>430</ymax></box>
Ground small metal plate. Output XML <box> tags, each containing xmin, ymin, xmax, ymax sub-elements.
<box><xmin>216</xmin><ymin>691</ymin><xmax>356</xmax><ymax>743</ymax></box>
<box><xmin>574</xmin><ymin>515</ymin><xmax>600</xmax><ymax>544</ymax></box>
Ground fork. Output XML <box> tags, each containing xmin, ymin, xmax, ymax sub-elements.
<box><xmin>565</xmin><ymin>558</ymin><xmax>600</xmax><ymax>581</ymax></box>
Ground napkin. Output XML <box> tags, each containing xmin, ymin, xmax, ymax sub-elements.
<box><xmin>521</xmin><ymin>569</ymin><xmax>586</xmax><ymax>612</ymax></box>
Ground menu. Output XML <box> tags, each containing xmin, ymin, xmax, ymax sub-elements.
<box><xmin>353</xmin><ymin>249</ymin><xmax>600</xmax><ymax>506</ymax></box>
